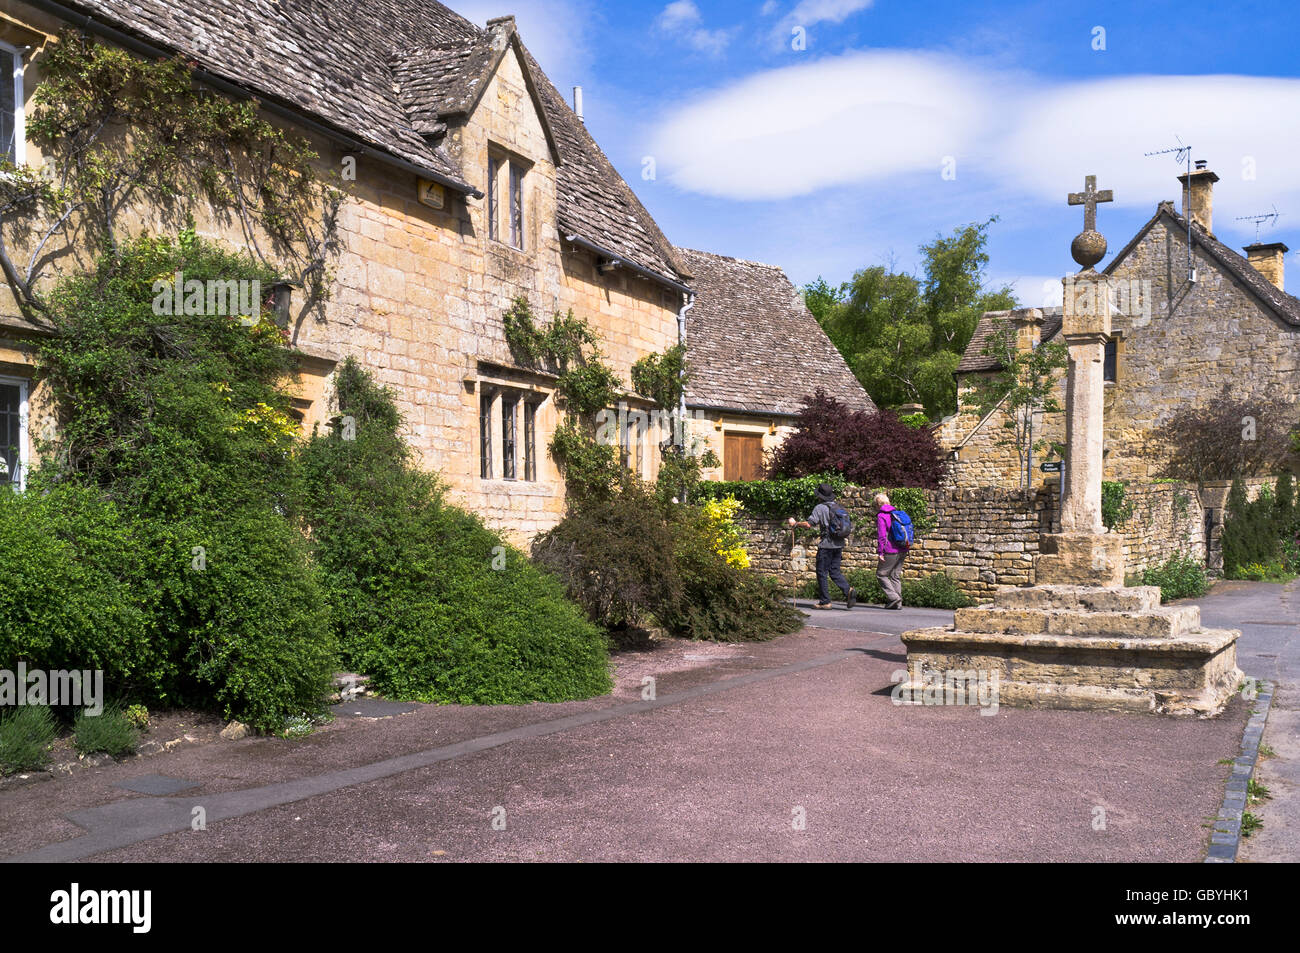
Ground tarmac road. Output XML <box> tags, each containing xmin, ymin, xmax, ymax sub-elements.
<box><xmin>0</xmin><ymin>593</ymin><xmax>1257</xmax><ymax>863</ymax></box>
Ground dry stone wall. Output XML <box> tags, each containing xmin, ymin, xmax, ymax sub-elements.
<box><xmin>739</xmin><ymin>481</ymin><xmax>1207</xmax><ymax>599</ymax></box>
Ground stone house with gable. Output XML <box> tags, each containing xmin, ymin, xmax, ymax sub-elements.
<box><xmin>0</xmin><ymin>0</ymin><xmax>713</xmax><ymax>539</ymax></box>
<box><xmin>941</xmin><ymin>162</ymin><xmax>1300</xmax><ymax>492</ymax></box>
<box><xmin>674</xmin><ymin>247</ymin><xmax>876</xmax><ymax>482</ymax></box>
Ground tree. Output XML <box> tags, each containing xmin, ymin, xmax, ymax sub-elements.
<box><xmin>766</xmin><ymin>390</ymin><xmax>947</xmax><ymax>489</ymax></box>
<box><xmin>1142</xmin><ymin>385</ymin><xmax>1299</xmax><ymax>484</ymax></box>
<box><xmin>808</xmin><ymin>218</ymin><xmax>1017</xmax><ymax>419</ymax></box>
<box><xmin>964</xmin><ymin>318</ymin><xmax>1068</xmax><ymax>495</ymax></box>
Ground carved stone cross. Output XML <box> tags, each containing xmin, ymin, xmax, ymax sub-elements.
<box><xmin>1068</xmin><ymin>175</ymin><xmax>1113</xmax><ymax>232</ymax></box>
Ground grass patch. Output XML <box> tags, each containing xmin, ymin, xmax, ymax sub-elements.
<box><xmin>0</xmin><ymin>706</ymin><xmax>58</xmax><ymax>775</ymax></box>
<box><xmin>1247</xmin><ymin>777</ymin><xmax>1271</xmax><ymax>803</ymax></box>
<box><xmin>73</xmin><ymin>704</ymin><xmax>139</xmax><ymax>758</ymax></box>
<box><xmin>1259</xmin><ymin>742</ymin><xmax>1277</xmax><ymax>759</ymax></box>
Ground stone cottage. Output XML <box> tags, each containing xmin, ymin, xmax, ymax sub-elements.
<box><xmin>675</xmin><ymin>247</ymin><xmax>875</xmax><ymax>482</ymax></box>
<box><xmin>0</xmin><ymin>0</ymin><xmax>723</xmax><ymax>539</ymax></box>
<box><xmin>942</xmin><ymin>161</ymin><xmax>1300</xmax><ymax>490</ymax></box>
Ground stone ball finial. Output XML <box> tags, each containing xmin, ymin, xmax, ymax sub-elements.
<box><xmin>1071</xmin><ymin>229</ymin><xmax>1107</xmax><ymax>269</ymax></box>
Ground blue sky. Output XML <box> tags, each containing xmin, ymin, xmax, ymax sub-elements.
<box><xmin>455</xmin><ymin>0</ymin><xmax>1300</xmax><ymax>305</ymax></box>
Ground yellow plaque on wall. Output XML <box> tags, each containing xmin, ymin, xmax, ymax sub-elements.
<box><xmin>418</xmin><ymin>179</ymin><xmax>446</xmax><ymax>210</ymax></box>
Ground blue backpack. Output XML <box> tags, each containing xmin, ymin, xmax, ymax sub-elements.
<box><xmin>887</xmin><ymin>509</ymin><xmax>915</xmax><ymax>548</ymax></box>
<box><xmin>827</xmin><ymin>505</ymin><xmax>853</xmax><ymax>541</ymax></box>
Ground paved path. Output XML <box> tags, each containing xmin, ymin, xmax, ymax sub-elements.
<box><xmin>1</xmin><ymin>598</ymin><xmax>1252</xmax><ymax>863</ymax></box>
<box><xmin>1200</xmin><ymin>578</ymin><xmax>1300</xmax><ymax>862</ymax></box>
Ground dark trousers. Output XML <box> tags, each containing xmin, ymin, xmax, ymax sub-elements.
<box><xmin>816</xmin><ymin>546</ymin><xmax>851</xmax><ymax>604</ymax></box>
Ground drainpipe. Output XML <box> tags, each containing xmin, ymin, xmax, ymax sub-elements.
<box><xmin>677</xmin><ymin>292</ymin><xmax>694</xmax><ymax>449</ymax></box>
<box><xmin>677</xmin><ymin>291</ymin><xmax>695</xmax><ymax>502</ymax></box>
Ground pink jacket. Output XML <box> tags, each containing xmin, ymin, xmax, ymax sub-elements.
<box><xmin>877</xmin><ymin>504</ymin><xmax>904</xmax><ymax>556</ymax></box>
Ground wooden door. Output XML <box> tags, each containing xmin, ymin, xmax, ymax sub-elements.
<box><xmin>724</xmin><ymin>432</ymin><xmax>765</xmax><ymax>482</ymax></box>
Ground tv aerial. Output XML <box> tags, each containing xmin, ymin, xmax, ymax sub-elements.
<box><xmin>1144</xmin><ymin>136</ymin><xmax>1195</xmax><ymax>281</ymax></box>
<box><xmin>1235</xmin><ymin>206</ymin><xmax>1281</xmax><ymax>243</ymax></box>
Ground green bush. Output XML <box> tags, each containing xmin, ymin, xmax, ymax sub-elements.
<box><xmin>0</xmin><ymin>705</ymin><xmax>57</xmax><ymax>775</ymax></box>
<box><xmin>301</xmin><ymin>359</ymin><xmax>610</xmax><ymax>704</ymax></box>
<box><xmin>1101</xmin><ymin>481</ymin><xmax>1135</xmax><ymax>530</ymax></box>
<box><xmin>0</xmin><ymin>485</ymin><xmax>153</xmax><ymax>687</ymax></box>
<box><xmin>124</xmin><ymin>705</ymin><xmax>149</xmax><ymax>731</ymax></box>
<box><xmin>73</xmin><ymin>704</ymin><xmax>139</xmax><ymax>757</ymax></box>
<box><xmin>10</xmin><ymin>234</ymin><xmax>339</xmax><ymax>731</ymax></box>
<box><xmin>535</xmin><ymin>485</ymin><xmax>803</xmax><ymax>643</ymax></box>
<box><xmin>663</xmin><ymin>504</ymin><xmax>804</xmax><ymax>641</ymax></box>
<box><xmin>1222</xmin><ymin>477</ymin><xmax>1297</xmax><ymax>578</ymax></box>
<box><xmin>1141</xmin><ymin>554</ymin><xmax>1209</xmax><ymax>603</ymax></box>
<box><xmin>797</xmin><ymin>568</ymin><xmax>970</xmax><ymax>609</ymax></box>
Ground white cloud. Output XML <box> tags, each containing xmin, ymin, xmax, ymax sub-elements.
<box><xmin>657</xmin><ymin>1</ymin><xmax>736</xmax><ymax>56</ymax></box>
<box><xmin>659</xmin><ymin>0</ymin><xmax>702</xmax><ymax>30</ymax></box>
<box><xmin>651</xmin><ymin>50</ymin><xmax>1002</xmax><ymax>200</ymax></box>
<box><xmin>651</xmin><ymin>50</ymin><xmax>1300</xmax><ymax>245</ymax></box>
<box><xmin>770</xmin><ymin>0</ymin><xmax>875</xmax><ymax>46</ymax></box>
<box><xmin>787</xmin><ymin>0</ymin><xmax>875</xmax><ymax>25</ymax></box>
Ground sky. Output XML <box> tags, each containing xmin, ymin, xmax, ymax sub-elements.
<box><xmin>452</xmin><ymin>0</ymin><xmax>1300</xmax><ymax>307</ymax></box>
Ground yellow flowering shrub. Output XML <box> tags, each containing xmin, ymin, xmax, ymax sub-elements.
<box><xmin>701</xmin><ymin>495</ymin><xmax>750</xmax><ymax>569</ymax></box>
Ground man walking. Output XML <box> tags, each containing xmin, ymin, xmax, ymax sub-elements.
<box><xmin>792</xmin><ymin>483</ymin><xmax>855</xmax><ymax>610</ymax></box>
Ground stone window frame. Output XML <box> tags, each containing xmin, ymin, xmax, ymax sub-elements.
<box><xmin>0</xmin><ymin>373</ymin><xmax>29</xmax><ymax>490</ymax></box>
<box><xmin>0</xmin><ymin>39</ymin><xmax>26</xmax><ymax>166</ymax></box>
<box><xmin>479</xmin><ymin>383</ymin><xmax>543</xmax><ymax>484</ymax></box>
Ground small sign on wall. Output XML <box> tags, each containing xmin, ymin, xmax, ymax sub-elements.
<box><xmin>418</xmin><ymin>179</ymin><xmax>446</xmax><ymax>210</ymax></box>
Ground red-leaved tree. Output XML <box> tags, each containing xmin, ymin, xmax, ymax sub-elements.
<box><xmin>766</xmin><ymin>390</ymin><xmax>947</xmax><ymax>488</ymax></box>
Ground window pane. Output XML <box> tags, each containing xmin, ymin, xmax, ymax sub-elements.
<box><xmin>524</xmin><ymin>401</ymin><xmax>537</xmax><ymax>482</ymax></box>
<box><xmin>502</xmin><ymin>395</ymin><xmax>517</xmax><ymax>480</ymax></box>
<box><xmin>510</xmin><ymin>164</ymin><xmax>523</xmax><ymax>249</ymax></box>
<box><xmin>479</xmin><ymin>391</ymin><xmax>493</xmax><ymax>478</ymax></box>
<box><xmin>1104</xmin><ymin>340</ymin><xmax>1117</xmax><ymax>382</ymax></box>
<box><xmin>487</xmin><ymin>156</ymin><xmax>499</xmax><ymax>242</ymax></box>
<box><xmin>0</xmin><ymin>54</ymin><xmax>15</xmax><ymax>165</ymax></box>
<box><xmin>0</xmin><ymin>383</ymin><xmax>20</xmax><ymax>484</ymax></box>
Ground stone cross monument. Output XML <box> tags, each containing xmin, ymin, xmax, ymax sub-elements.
<box><xmin>1035</xmin><ymin>175</ymin><xmax>1124</xmax><ymax>587</ymax></box>
<box><xmin>899</xmin><ymin>174</ymin><xmax>1242</xmax><ymax>716</ymax></box>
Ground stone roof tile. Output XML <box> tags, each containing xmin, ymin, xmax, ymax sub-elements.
<box><xmin>677</xmin><ymin>247</ymin><xmax>876</xmax><ymax>417</ymax></box>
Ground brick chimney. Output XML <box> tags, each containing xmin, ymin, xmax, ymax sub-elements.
<box><xmin>1244</xmin><ymin>241</ymin><xmax>1288</xmax><ymax>292</ymax></box>
<box><xmin>1176</xmin><ymin>160</ymin><xmax>1219</xmax><ymax>233</ymax></box>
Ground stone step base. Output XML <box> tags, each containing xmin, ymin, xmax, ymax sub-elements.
<box><xmin>900</xmin><ymin>625</ymin><xmax>1242</xmax><ymax>717</ymax></box>
<box><xmin>993</xmin><ymin>584</ymin><xmax>1162</xmax><ymax>613</ymax></box>
<box><xmin>893</xmin><ymin>678</ymin><xmax>1239</xmax><ymax>717</ymax></box>
<box><xmin>954</xmin><ymin>603</ymin><xmax>1201</xmax><ymax>640</ymax></box>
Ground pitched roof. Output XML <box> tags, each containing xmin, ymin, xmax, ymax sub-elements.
<box><xmin>64</xmin><ymin>0</ymin><xmax>477</xmax><ymax>188</ymax></box>
<box><xmin>59</xmin><ymin>1</ymin><xmax>688</xmax><ymax>285</ymax></box>
<box><xmin>957</xmin><ymin>308</ymin><xmax>1063</xmax><ymax>374</ymax></box>
<box><xmin>520</xmin><ymin>48</ymin><xmax>689</xmax><ymax>285</ymax></box>
<box><xmin>1105</xmin><ymin>203</ymin><xmax>1300</xmax><ymax>328</ymax></box>
<box><xmin>677</xmin><ymin>247</ymin><xmax>876</xmax><ymax>417</ymax></box>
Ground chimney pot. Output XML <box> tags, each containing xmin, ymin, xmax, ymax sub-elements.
<box><xmin>1244</xmin><ymin>241</ymin><xmax>1289</xmax><ymax>293</ymax></box>
<box><xmin>573</xmin><ymin>85</ymin><xmax>584</xmax><ymax>123</ymax></box>
<box><xmin>1177</xmin><ymin>163</ymin><xmax>1219</xmax><ymax>233</ymax></box>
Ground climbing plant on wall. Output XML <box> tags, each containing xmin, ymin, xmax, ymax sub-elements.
<box><xmin>0</xmin><ymin>29</ymin><xmax>343</xmax><ymax>328</ymax></box>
